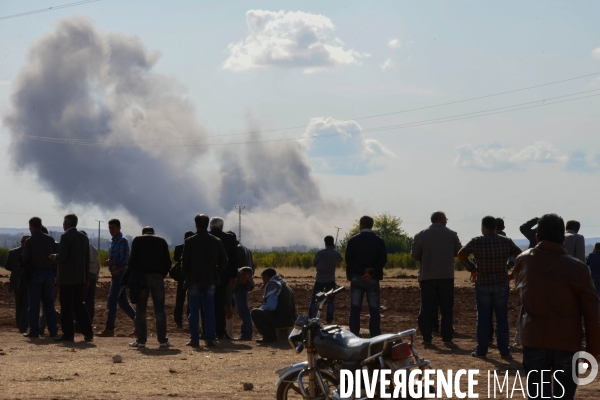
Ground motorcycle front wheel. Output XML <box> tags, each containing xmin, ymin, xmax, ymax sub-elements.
<box><xmin>276</xmin><ymin>369</ymin><xmax>338</xmax><ymax>400</ymax></box>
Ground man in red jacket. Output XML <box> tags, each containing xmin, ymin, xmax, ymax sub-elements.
<box><xmin>513</xmin><ymin>213</ymin><xmax>600</xmax><ymax>399</ymax></box>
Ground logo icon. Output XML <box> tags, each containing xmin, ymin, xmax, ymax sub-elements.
<box><xmin>572</xmin><ymin>351</ymin><xmax>598</xmax><ymax>385</ymax></box>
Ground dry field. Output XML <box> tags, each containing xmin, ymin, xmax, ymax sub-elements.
<box><xmin>1</xmin><ymin>268</ymin><xmax>599</xmax><ymax>399</ymax></box>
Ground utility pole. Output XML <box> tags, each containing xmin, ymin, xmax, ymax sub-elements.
<box><xmin>234</xmin><ymin>206</ymin><xmax>245</xmax><ymax>244</ymax></box>
<box><xmin>95</xmin><ymin>220</ymin><xmax>103</xmax><ymax>250</ymax></box>
<box><xmin>334</xmin><ymin>227</ymin><xmax>342</xmax><ymax>247</ymax></box>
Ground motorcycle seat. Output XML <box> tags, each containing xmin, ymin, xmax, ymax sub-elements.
<box><xmin>313</xmin><ymin>327</ymin><xmax>398</xmax><ymax>361</ymax></box>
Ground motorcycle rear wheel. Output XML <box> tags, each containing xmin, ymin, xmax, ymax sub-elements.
<box><xmin>276</xmin><ymin>370</ymin><xmax>338</xmax><ymax>400</ymax></box>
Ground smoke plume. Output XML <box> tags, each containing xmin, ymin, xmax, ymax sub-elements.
<box><xmin>4</xmin><ymin>17</ymin><xmax>350</xmax><ymax>245</ymax></box>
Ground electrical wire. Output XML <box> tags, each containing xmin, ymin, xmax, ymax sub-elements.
<box><xmin>19</xmin><ymin>90</ymin><xmax>600</xmax><ymax>148</ymax></box>
<box><xmin>0</xmin><ymin>0</ymin><xmax>100</xmax><ymax>21</ymax></box>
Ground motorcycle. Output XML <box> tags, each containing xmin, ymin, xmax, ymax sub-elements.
<box><xmin>275</xmin><ymin>286</ymin><xmax>432</xmax><ymax>400</ymax></box>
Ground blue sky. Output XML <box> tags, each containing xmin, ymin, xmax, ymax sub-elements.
<box><xmin>0</xmin><ymin>1</ymin><xmax>599</xmax><ymax>246</ymax></box>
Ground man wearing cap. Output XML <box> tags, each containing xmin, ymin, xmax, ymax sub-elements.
<box><xmin>125</xmin><ymin>227</ymin><xmax>173</xmax><ymax>348</ymax></box>
<box><xmin>5</xmin><ymin>234</ymin><xmax>31</xmax><ymax>333</ymax></box>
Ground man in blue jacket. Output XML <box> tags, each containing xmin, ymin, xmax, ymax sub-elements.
<box><xmin>345</xmin><ymin>215</ymin><xmax>387</xmax><ymax>337</ymax></box>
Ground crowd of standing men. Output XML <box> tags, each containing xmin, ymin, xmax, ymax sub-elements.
<box><xmin>4</xmin><ymin>211</ymin><xmax>600</xmax><ymax>398</ymax></box>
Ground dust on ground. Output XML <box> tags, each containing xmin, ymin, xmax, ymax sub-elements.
<box><xmin>0</xmin><ymin>269</ymin><xmax>599</xmax><ymax>399</ymax></box>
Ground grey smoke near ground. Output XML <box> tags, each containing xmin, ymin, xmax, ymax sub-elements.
<box><xmin>5</xmin><ymin>17</ymin><xmax>351</xmax><ymax>245</ymax></box>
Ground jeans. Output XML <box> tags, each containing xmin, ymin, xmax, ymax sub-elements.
<box><xmin>418</xmin><ymin>279</ymin><xmax>454</xmax><ymax>342</ymax></box>
<box><xmin>308</xmin><ymin>281</ymin><xmax>336</xmax><ymax>322</ymax></box>
<box><xmin>27</xmin><ymin>269</ymin><xmax>58</xmax><ymax>335</ymax></box>
<box><xmin>232</xmin><ymin>286</ymin><xmax>253</xmax><ymax>338</ymax></box>
<box><xmin>188</xmin><ymin>285</ymin><xmax>216</xmax><ymax>342</ymax></box>
<box><xmin>135</xmin><ymin>273</ymin><xmax>168</xmax><ymax>344</ymax></box>
<box><xmin>475</xmin><ymin>285</ymin><xmax>510</xmax><ymax>355</ymax></box>
<box><xmin>59</xmin><ymin>283</ymin><xmax>93</xmax><ymax>339</ymax></box>
<box><xmin>523</xmin><ymin>347</ymin><xmax>577</xmax><ymax>399</ymax></box>
<box><xmin>349</xmin><ymin>277</ymin><xmax>381</xmax><ymax>337</ymax></box>
<box><xmin>83</xmin><ymin>276</ymin><xmax>97</xmax><ymax>324</ymax></box>
<box><xmin>105</xmin><ymin>272</ymin><xmax>136</xmax><ymax>331</ymax></box>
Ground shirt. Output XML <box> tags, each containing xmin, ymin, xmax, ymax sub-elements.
<box><xmin>411</xmin><ymin>223</ymin><xmax>462</xmax><ymax>282</ymax></box>
<box><xmin>89</xmin><ymin>244</ymin><xmax>100</xmax><ymax>277</ymax></box>
<box><xmin>313</xmin><ymin>247</ymin><xmax>343</xmax><ymax>283</ymax></box>
<box><xmin>459</xmin><ymin>233</ymin><xmax>522</xmax><ymax>286</ymax></box>
<box><xmin>108</xmin><ymin>232</ymin><xmax>129</xmax><ymax>272</ymax></box>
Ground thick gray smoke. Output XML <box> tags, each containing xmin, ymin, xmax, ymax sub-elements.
<box><xmin>5</xmin><ymin>17</ymin><xmax>349</xmax><ymax>245</ymax></box>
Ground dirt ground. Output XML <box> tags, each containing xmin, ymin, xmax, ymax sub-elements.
<box><xmin>0</xmin><ymin>268</ymin><xmax>599</xmax><ymax>399</ymax></box>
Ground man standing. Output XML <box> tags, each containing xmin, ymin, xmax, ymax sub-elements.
<box><xmin>513</xmin><ymin>213</ymin><xmax>600</xmax><ymax>398</ymax></box>
<box><xmin>21</xmin><ymin>217</ymin><xmax>59</xmax><ymax>338</ymax></box>
<box><xmin>519</xmin><ymin>217</ymin><xmax>539</xmax><ymax>249</ymax></box>
<box><xmin>251</xmin><ymin>268</ymin><xmax>297</xmax><ymax>343</ymax></box>
<box><xmin>208</xmin><ymin>217</ymin><xmax>238</xmax><ymax>340</ymax></box>
<box><xmin>126</xmin><ymin>227</ymin><xmax>173</xmax><ymax>348</ymax></box>
<box><xmin>345</xmin><ymin>215</ymin><xmax>387</xmax><ymax>337</ymax></box>
<box><xmin>563</xmin><ymin>220</ymin><xmax>586</xmax><ymax>262</ymax></box>
<box><xmin>50</xmin><ymin>213</ymin><xmax>94</xmax><ymax>342</ymax></box>
<box><xmin>586</xmin><ymin>243</ymin><xmax>600</xmax><ymax>297</ymax></box>
<box><xmin>98</xmin><ymin>219</ymin><xmax>136</xmax><ymax>337</ymax></box>
<box><xmin>458</xmin><ymin>216</ymin><xmax>522</xmax><ymax>359</ymax></box>
<box><xmin>5</xmin><ymin>234</ymin><xmax>31</xmax><ymax>333</ymax></box>
<box><xmin>173</xmin><ymin>230</ymin><xmax>195</xmax><ymax>329</ymax></box>
<box><xmin>80</xmin><ymin>231</ymin><xmax>99</xmax><ymax>324</ymax></box>
<box><xmin>181</xmin><ymin>214</ymin><xmax>228</xmax><ymax>347</ymax></box>
<box><xmin>308</xmin><ymin>235</ymin><xmax>343</xmax><ymax>323</ymax></box>
<box><xmin>226</xmin><ymin>266</ymin><xmax>255</xmax><ymax>341</ymax></box>
<box><xmin>411</xmin><ymin>211</ymin><xmax>461</xmax><ymax>345</ymax></box>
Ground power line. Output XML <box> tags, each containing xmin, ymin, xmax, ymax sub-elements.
<box><xmin>0</xmin><ymin>0</ymin><xmax>100</xmax><ymax>21</ymax></box>
<box><xmin>19</xmin><ymin>89</ymin><xmax>600</xmax><ymax>148</ymax></box>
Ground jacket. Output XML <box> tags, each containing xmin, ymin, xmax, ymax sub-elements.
<box><xmin>21</xmin><ymin>230</ymin><xmax>56</xmax><ymax>270</ymax></box>
<box><xmin>411</xmin><ymin>223</ymin><xmax>462</xmax><ymax>282</ymax></box>
<box><xmin>345</xmin><ymin>230</ymin><xmax>387</xmax><ymax>281</ymax></box>
<box><xmin>54</xmin><ymin>228</ymin><xmax>90</xmax><ymax>285</ymax></box>
<box><xmin>586</xmin><ymin>252</ymin><xmax>600</xmax><ymax>281</ymax></box>
<box><xmin>181</xmin><ymin>231</ymin><xmax>228</xmax><ymax>289</ymax></box>
<box><xmin>209</xmin><ymin>229</ymin><xmax>239</xmax><ymax>280</ymax></box>
<box><xmin>563</xmin><ymin>230</ymin><xmax>586</xmax><ymax>263</ymax></box>
<box><xmin>236</xmin><ymin>244</ymin><xmax>254</xmax><ymax>271</ymax></box>
<box><xmin>127</xmin><ymin>233</ymin><xmax>171</xmax><ymax>276</ymax></box>
<box><xmin>5</xmin><ymin>246</ymin><xmax>25</xmax><ymax>292</ymax></box>
<box><xmin>513</xmin><ymin>241</ymin><xmax>600</xmax><ymax>356</ymax></box>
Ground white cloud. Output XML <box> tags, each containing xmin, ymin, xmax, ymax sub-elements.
<box><xmin>387</xmin><ymin>38</ymin><xmax>401</xmax><ymax>49</ymax></box>
<box><xmin>303</xmin><ymin>117</ymin><xmax>395</xmax><ymax>174</ymax></box>
<box><xmin>592</xmin><ymin>47</ymin><xmax>600</xmax><ymax>59</ymax></box>
<box><xmin>381</xmin><ymin>57</ymin><xmax>395</xmax><ymax>71</ymax></box>
<box><xmin>455</xmin><ymin>141</ymin><xmax>567</xmax><ymax>170</ymax></box>
<box><xmin>223</xmin><ymin>10</ymin><xmax>369</xmax><ymax>73</ymax></box>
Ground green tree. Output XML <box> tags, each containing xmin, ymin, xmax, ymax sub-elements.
<box><xmin>338</xmin><ymin>212</ymin><xmax>413</xmax><ymax>254</ymax></box>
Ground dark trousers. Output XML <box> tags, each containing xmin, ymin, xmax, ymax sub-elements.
<box><xmin>135</xmin><ymin>273</ymin><xmax>168</xmax><ymax>344</ymax></box>
<box><xmin>349</xmin><ymin>277</ymin><xmax>381</xmax><ymax>337</ymax></box>
<box><xmin>214</xmin><ymin>280</ymin><xmax>229</xmax><ymax>337</ymax></box>
<box><xmin>523</xmin><ymin>347</ymin><xmax>577</xmax><ymax>399</ymax></box>
<box><xmin>59</xmin><ymin>283</ymin><xmax>93</xmax><ymax>339</ymax></box>
<box><xmin>250</xmin><ymin>309</ymin><xmax>295</xmax><ymax>341</ymax></box>
<box><xmin>308</xmin><ymin>281</ymin><xmax>336</xmax><ymax>322</ymax></box>
<box><xmin>83</xmin><ymin>277</ymin><xmax>97</xmax><ymax>324</ymax></box>
<box><xmin>173</xmin><ymin>279</ymin><xmax>188</xmax><ymax>327</ymax></box>
<box><xmin>14</xmin><ymin>288</ymin><xmax>29</xmax><ymax>333</ymax></box>
<box><xmin>475</xmin><ymin>285</ymin><xmax>510</xmax><ymax>356</ymax></box>
<box><xmin>28</xmin><ymin>269</ymin><xmax>58</xmax><ymax>335</ymax></box>
<box><xmin>418</xmin><ymin>279</ymin><xmax>454</xmax><ymax>342</ymax></box>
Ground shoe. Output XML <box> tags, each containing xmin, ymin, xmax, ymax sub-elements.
<box><xmin>84</xmin><ymin>335</ymin><xmax>94</xmax><ymax>342</ymax></box>
<box><xmin>471</xmin><ymin>351</ymin><xmax>486</xmax><ymax>358</ymax></box>
<box><xmin>185</xmin><ymin>341</ymin><xmax>200</xmax><ymax>347</ymax></box>
<box><xmin>97</xmin><ymin>330</ymin><xmax>114</xmax><ymax>337</ymax></box>
<box><xmin>217</xmin><ymin>333</ymin><xmax>234</xmax><ymax>340</ymax></box>
<box><xmin>235</xmin><ymin>336</ymin><xmax>252</xmax><ymax>341</ymax></box>
<box><xmin>159</xmin><ymin>341</ymin><xmax>174</xmax><ymax>348</ymax></box>
<box><xmin>255</xmin><ymin>338</ymin><xmax>277</xmax><ymax>344</ymax></box>
<box><xmin>129</xmin><ymin>340</ymin><xmax>145</xmax><ymax>348</ymax></box>
<box><xmin>23</xmin><ymin>331</ymin><xmax>39</xmax><ymax>338</ymax></box>
<box><xmin>204</xmin><ymin>341</ymin><xmax>216</xmax><ymax>347</ymax></box>
<box><xmin>420</xmin><ymin>340</ymin><xmax>432</xmax><ymax>346</ymax></box>
<box><xmin>501</xmin><ymin>353</ymin><xmax>513</xmax><ymax>360</ymax></box>
<box><xmin>48</xmin><ymin>332</ymin><xmax>59</xmax><ymax>338</ymax></box>
<box><xmin>39</xmin><ymin>328</ymin><xmax>46</xmax><ymax>336</ymax></box>
<box><xmin>442</xmin><ymin>339</ymin><xmax>455</xmax><ymax>345</ymax></box>
<box><xmin>54</xmin><ymin>335</ymin><xmax>74</xmax><ymax>342</ymax></box>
